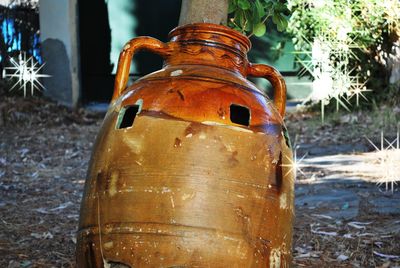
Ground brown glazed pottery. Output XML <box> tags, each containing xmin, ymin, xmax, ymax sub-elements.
<box><xmin>77</xmin><ymin>23</ymin><xmax>295</xmax><ymax>267</ymax></box>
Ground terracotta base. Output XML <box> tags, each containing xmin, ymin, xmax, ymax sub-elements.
<box><xmin>77</xmin><ymin>113</ymin><xmax>294</xmax><ymax>267</ymax></box>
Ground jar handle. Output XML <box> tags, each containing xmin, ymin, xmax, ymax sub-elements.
<box><xmin>112</xmin><ymin>37</ymin><xmax>172</xmax><ymax>101</ymax></box>
<box><xmin>247</xmin><ymin>63</ymin><xmax>287</xmax><ymax>118</ymax></box>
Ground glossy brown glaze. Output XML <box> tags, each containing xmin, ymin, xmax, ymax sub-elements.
<box><xmin>77</xmin><ymin>23</ymin><xmax>294</xmax><ymax>267</ymax></box>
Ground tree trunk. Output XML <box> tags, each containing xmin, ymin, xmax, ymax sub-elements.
<box><xmin>389</xmin><ymin>41</ymin><xmax>400</xmax><ymax>84</ymax></box>
<box><xmin>178</xmin><ymin>0</ymin><xmax>229</xmax><ymax>26</ymax></box>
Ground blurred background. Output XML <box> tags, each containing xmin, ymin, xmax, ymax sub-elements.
<box><xmin>0</xmin><ymin>0</ymin><xmax>310</xmax><ymax>108</ymax></box>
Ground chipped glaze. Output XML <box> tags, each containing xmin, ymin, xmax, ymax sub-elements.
<box><xmin>77</xmin><ymin>23</ymin><xmax>294</xmax><ymax>267</ymax></box>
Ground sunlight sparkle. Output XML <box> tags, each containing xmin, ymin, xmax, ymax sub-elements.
<box><xmin>281</xmin><ymin>145</ymin><xmax>308</xmax><ymax>179</ymax></box>
<box><xmin>2</xmin><ymin>52</ymin><xmax>50</xmax><ymax>97</ymax></box>
<box><xmin>366</xmin><ymin>131</ymin><xmax>400</xmax><ymax>193</ymax></box>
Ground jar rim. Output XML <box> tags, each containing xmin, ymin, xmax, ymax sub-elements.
<box><xmin>168</xmin><ymin>23</ymin><xmax>251</xmax><ymax>51</ymax></box>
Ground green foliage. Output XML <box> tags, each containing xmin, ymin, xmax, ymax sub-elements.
<box><xmin>288</xmin><ymin>0</ymin><xmax>400</xmax><ymax>57</ymax></box>
<box><xmin>228</xmin><ymin>0</ymin><xmax>290</xmax><ymax>36</ymax></box>
<box><xmin>287</xmin><ymin>0</ymin><xmax>400</xmax><ymax>105</ymax></box>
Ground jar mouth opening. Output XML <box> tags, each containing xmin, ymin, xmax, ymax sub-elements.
<box><xmin>168</xmin><ymin>23</ymin><xmax>251</xmax><ymax>52</ymax></box>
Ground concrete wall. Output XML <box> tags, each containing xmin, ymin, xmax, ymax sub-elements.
<box><xmin>39</xmin><ymin>0</ymin><xmax>80</xmax><ymax>108</ymax></box>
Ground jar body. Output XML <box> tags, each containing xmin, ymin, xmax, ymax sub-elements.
<box><xmin>77</xmin><ymin>23</ymin><xmax>295</xmax><ymax>267</ymax></box>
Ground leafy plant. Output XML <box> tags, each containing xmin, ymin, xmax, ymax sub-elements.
<box><xmin>228</xmin><ymin>0</ymin><xmax>290</xmax><ymax>37</ymax></box>
<box><xmin>287</xmin><ymin>0</ymin><xmax>400</xmax><ymax>108</ymax></box>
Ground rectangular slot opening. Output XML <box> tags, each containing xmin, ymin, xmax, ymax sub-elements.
<box><xmin>116</xmin><ymin>105</ymin><xmax>140</xmax><ymax>129</ymax></box>
<box><xmin>230</xmin><ymin>104</ymin><xmax>250</xmax><ymax>127</ymax></box>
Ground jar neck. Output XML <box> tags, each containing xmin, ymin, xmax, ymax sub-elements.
<box><xmin>165</xmin><ymin>23</ymin><xmax>251</xmax><ymax>75</ymax></box>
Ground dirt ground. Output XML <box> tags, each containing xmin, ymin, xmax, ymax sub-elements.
<box><xmin>0</xmin><ymin>95</ymin><xmax>399</xmax><ymax>267</ymax></box>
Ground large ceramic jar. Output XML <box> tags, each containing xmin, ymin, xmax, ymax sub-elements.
<box><xmin>77</xmin><ymin>23</ymin><xmax>295</xmax><ymax>268</ymax></box>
